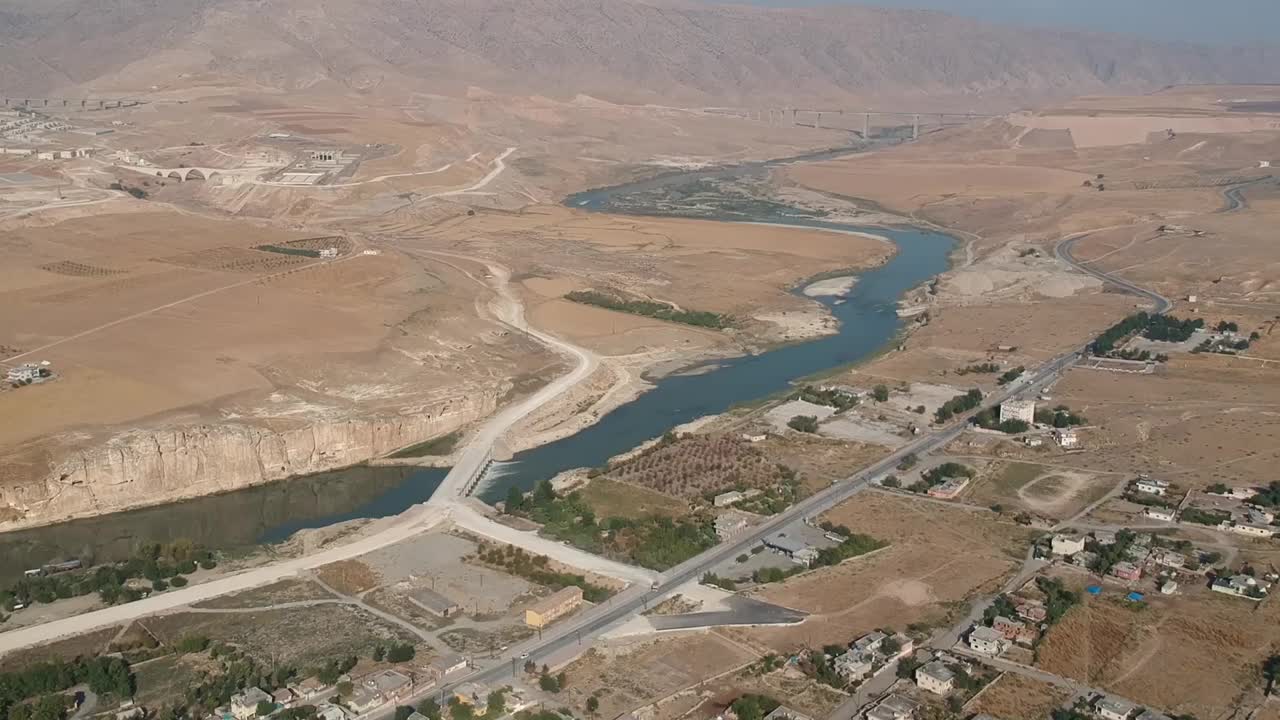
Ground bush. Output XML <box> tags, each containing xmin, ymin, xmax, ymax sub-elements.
<box><xmin>565</xmin><ymin>290</ymin><xmax>730</xmax><ymax>329</ymax></box>
<box><xmin>882</xmin><ymin>475</ymin><xmax>901</xmax><ymax>488</ymax></box>
<box><xmin>386</xmin><ymin>643</ymin><xmax>415</xmax><ymax>663</ymax></box>
<box><xmin>170</xmin><ymin>576</ymin><xmax>188</xmax><ymax>587</ymax></box>
<box><xmin>872</xmin><ymin>385</ymin><xmax>890</xmax><ymax>402</ymax></box>
<box><xmin>787</xmin><ymin>415</ymin><xmax>819</xmax><ymax>433</ymax></box>
<box><xmin>176</xmin><ymin>635</ymin><xmax>210</xmax><ymax>653</ymax></box>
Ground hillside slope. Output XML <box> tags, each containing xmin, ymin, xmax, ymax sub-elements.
<box><xmin>0</xmin><ymin>0</ymin><xmax>1277</xmax><ymax>106</ymax></box>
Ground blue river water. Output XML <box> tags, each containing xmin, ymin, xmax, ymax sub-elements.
<box><xmin>0</xmin><ymin>157</ymin><xmax>955</xmax><ymax>577</ymax></box>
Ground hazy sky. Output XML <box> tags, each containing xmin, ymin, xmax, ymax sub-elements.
<box><xmin>735</xmin><ymin>0</ymin><xmax>1279</xmax><ymax>45</ymax></box>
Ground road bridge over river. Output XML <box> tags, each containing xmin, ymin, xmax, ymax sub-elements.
<box><xmin>705</xmin><ymin>106</ymin><xmax>1002</xmax><ymax>139</ymax></box>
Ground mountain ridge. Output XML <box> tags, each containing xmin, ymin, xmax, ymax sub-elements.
<box><xmin>1</xmin><ymin>0</ymin><xmax>1278</xmax><ymax>106</ymax></box>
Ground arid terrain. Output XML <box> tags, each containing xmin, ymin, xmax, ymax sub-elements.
<box><xmin>2</xmin><ymin>0</ymin><xmax>1280</xmax><ymax>716</ymax></box>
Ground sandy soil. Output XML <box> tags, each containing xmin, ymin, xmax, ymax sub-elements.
<box><xmin>1036</xmin><ymin>587</ymin><xmax>1280</xmax><ymax>718</ymax></box>
<box><xmin>740</xmin><ymin>492</ymin><xmax>1032</xmax><ymax>653</ymax></box>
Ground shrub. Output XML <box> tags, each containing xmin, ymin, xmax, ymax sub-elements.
<box><xmin>787</xmin><ymin>415</ymin><xmax>819</xmax><ymax>433</ymax></box>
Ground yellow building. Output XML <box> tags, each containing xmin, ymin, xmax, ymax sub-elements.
<box><xmin>524</xmin><ymin>586</ymin><xmax>584</xmax><ymax>628</ymax></box>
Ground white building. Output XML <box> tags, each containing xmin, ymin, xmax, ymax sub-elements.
<box><xmin>1054</xmin><ymin>429</ymin><xmax>1079</xmax><ymax>449</ymax></box>
<box><xmin>999</xmin><ymin>400</ymin><xmax>1036</xmax><ymax>425</ymax></box>
<box><xmin>1143</xmin><ymin>507</ymin><xmax>1176</xmax><ymax>522</ymax></box>
<box><xmin>864</xmin><ymin>695</ymin><xmax>918</xmax><ymax>720</ymax></box>
<box><xmin>1050</xmin><ymin>533</ymin><xmax>1087</xmax><ymax>556</ymax></box>
<box><xmin>230</xmin><ymin>688</ymin><xmax>273</xmax><ymax>720</ymax></box>
<box><xmin>967</xmin><ymin>626</ymin><xmax>1006</xmax><ymax>655</ymax></box>
<box><xmin>914</xmin><ymin>661</ymin><xmax>955</xmax><ymax>695</ymax></box>
<box><xmin>713</xmin><ymin>491</ymin><xmax>744</xmax><ymax>507</ymax></box>
<box><xmin>1095</xmin><ymin>695</ymin><xmax>1138</xmax><ymax>720</ymax></box>
<box><xmin>1134</xmin><ymin>477</ymin><xmax>1170</xmax><ymax>496</ymax></box>
<box><xmin>1230</xmin><ymin>522</ymin><xmax>1275</xmax><ymax>538</ymax></box>
<box><xmin>833</xmin><ymin>651</ymin><xmax>874</xmax><ymax>682</ymax></box>
<box><xmin>1212</xmin><ymin>574</ymin><xmax>1270</xmax><ymax>600</ymax></box>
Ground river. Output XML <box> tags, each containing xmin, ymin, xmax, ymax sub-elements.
<box><xmin>0</xmin><ymin>151</ymin><xmax>954</xmax><ymax>579</ymax></box>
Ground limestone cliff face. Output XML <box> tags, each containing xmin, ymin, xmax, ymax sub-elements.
<box><xmin>0</xmin><ymin>392</ymin><xmax>496</xmax><ymax>532</ymax></box>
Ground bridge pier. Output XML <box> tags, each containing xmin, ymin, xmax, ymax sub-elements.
<box><xmin>912</xmin><ymin>114</ymin><xmax>920</xmax><ymax>140</ymax></box>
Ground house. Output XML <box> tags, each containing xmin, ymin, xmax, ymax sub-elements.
<box><xmin>1015</xmin><ymin>600</ymin><xmax>1047</xmax><ymax>623</ymax></box>
<box><xmin>1136</xmin><ymin>709</ymin><xmax>1171</xmax><ymax>720</ymax></box>
<box><xmin>1072</xmin><ymin>551</ymin><xmax>1099</xmax><ymax>569</ymax></box>
<box><xmin>116</xmin><ymin>707</ymin><xmax>145</xmax><ymax>720</ymax></box>
<box><xmin>6</xmin><ymin>364</ymin><xmax>45</xmax><ymax>383</ymax></box>
<box><xmin>1133</xmin><ymin>478</ymin><xmax>1170</xmax><ymax>496</ymax></box>
<box><xmin>407</xmin><ymin>713</ymin><xmax>432</xmax><ymax>720</ymax></box>
<box><xmin>1023</xmin><ymin>437</ymin><xmax>1044</xmax><ymax>448</ymax></box>
<box><xmin>763</xmin><ymin>533</ymin><xmax>819</xmax><ymax>565</ymax></box>
<box><xmin>851</xmin><ymin>630</ymin><xmax>887</xmax><ymax>655</ymax></box>
<box><xmin>1230</xmin><ymin>522</ymin><xmax>1275</xmax><ymax>539</ymax></box>
<box><xmin>525</xmin><ymin>586</ymin><xmax>584</xmax><ymax>627</ymax></box>
<box><xmin>833</xmin><ymin>651</ymin><xmax>874</xmax><ymax>681</ymax></box>
<box><xmin>927</xmin><ymin>476</ymin><xmax>970</xmax><ymax>499</ymax></box>
<box><xmin>1054</xmin><ymin>429</ymin><xmax>1079</xmax><ymax>449</ymax></box>
<box><xmin>1050</xmin><ymin>533</ymin><xmax>1087</xmax><ymax>556</ymax></box>
<box><xmin>863</xmin><ymin>694</ymin><xmax>918</xmax><ymax>720</ymax></box>
<box><xmin>362</xmin><ymin>669</ymin><xmax>413</xmax><ymax>703</ymax></box>
<box><xmin>345</xmin><ymin>689</ymin><xmax>382</xmax><ymax>714</ymax></box>
<box><xmin>271</xmin><ymin>689</ymin><xmax>294</xmax><ymax>707</ymax></box>
<box><xmin>763</xmin><ymin>707</ymin><xmax>814</xmax><ymax>720</ymax></box>
<box><xmin>713</xmin><ymin>491</ymin><xmax>745</xmax><ymax>507</ymax></box>
<box><xmin>999</xmin><ymin>400</ymin><xmax>1036</xmax><ymax>424</ymax></box>
<box><xmin>915</xmin><ymin>661</ymin><xmax>955</xmax><ymax>695</ymax></box>
<box><xmin>1212</xmin><ymin>574</ymin><xmax>1270</xmax><ymax>600</ymax></box>
<box><xmin>453</xmin><ymin>683</ymin><xmax>487</xmax><ymax>706</ymax></box>
<box><xmin>1095</xmin><ymin>695</ymin><xmax>1138</xmax><ymax>720</ymax></box>
<box><xmin>1093</xmin><ymin>530</ymin><xmax>1118</xmax><ymax>545</ymax></box>
<box><xmin>1150</xmin><ymin>549</ymin><xmax>1186</xmax><ymax>568</ymax></box>
<box><xmin>715</xmin><ymin>512</ymin><xmax>750</xmax><ymax>540</ymax></box>
<box><xmin>1111</xmin><ymin>561</ymin><xmax>1142</xmax><ymax>581</ymax></box>
<box><xmin>290</xmin><ymin>678</ymin><xmax>330</xmax><ymax>702</ymax></box>
<box><xmin>1209</xmin><ymin>486</ymin><xmax>1256</xmax><ymax>500</ymax></box>
<box><xmin>425</xmin><ymin>652</ymin><xmax>469</xmax><ymax>681</ymax></box>
<box><xmin>1143</xmin><ymin>507</ymin><xmax>1175</xmax><ymax>522</ymax></box>
<box><xmin>408</xmin><ymin>587</ymin><xmax>462</xmax><ymax>618</ymax></box>
<box><xmin>230</xmin><ymin>688</ymin><xmax>273</xmax><ymax>720</ymax></box>
<box><xmin>1246</xmin><ymin>506</ymin><xmax>1276</xmax><ymax>524</ymax></box>
<box><xmin>314</xmin><ymin>703</ymin><xmax>348</xmax><ymax>720</ymax></box>
<box><xmin>991</xmin><ymin>616</ymin><xmax>1024</xmax><ymax>641</ymax></box>
<box><xmin>967</xmin><ymin>626</ymin><xmax>1006</xmax><ymax>655</ymax></box>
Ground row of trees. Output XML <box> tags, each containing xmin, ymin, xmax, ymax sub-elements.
<box><xmin>1089</xmin><ymin>312</ymin><xmax>1203</xmax><ymax>355</ymax></box>
<box><xmin>934</xmin><ymin>389</ymin><xmax>983</xmax><ymax>423</ymax></box>
<box><xmin>564</xmin><ymin>291</ymin><xmax>730</xmax><ymax>329</ymax></box>
<box><xmin>0</xmin><ymin>657</ymin><xmax>134</xmax><ymax>720</ymax></box>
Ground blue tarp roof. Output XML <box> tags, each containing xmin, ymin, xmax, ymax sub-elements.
<box><xmin>1127</xmin><ymin>592</ymin><xmax>1145</xmax><ymax>601</ymax></box>
<box><xmin>1086</xmin><ymin>585</ymin><xmax>1102</xmax><ymax>595</ymax></box>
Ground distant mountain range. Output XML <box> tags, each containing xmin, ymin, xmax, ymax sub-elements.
<box><xmin>1</xmin><ymin>0</ymin><xmax>1278</xmax><ymax>107</ymax></box>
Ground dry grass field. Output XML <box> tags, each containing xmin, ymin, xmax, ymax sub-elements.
<box><xmin>1045</xmin><ymin>361</ymin><xmax>1280</xmax><ymax>489</ymax></box>
<box><xmin>1036</xmin><ymin>588</ymin><xmax>1280</xmax><ymax>717</ymax></box>
<box><xmin>739</xmin><ymin>492</ymin><xmax>1032</xmax><ymax>654</ymax></box>
<box><xmin>559</xmin><ymin>634</ymin><xmax>759</xmax><ymax>720</ymax></box>
<box><xmin>963</xmin><ymin>460</ymin><xmax>1120</xmax><ymax>520</ymax></box>
<box><xmin>577</xmin><ymin>478</ymin><xmax>691</xmax><ymax>520</ymax></box>
<box><xmin>967</xmin><ymin>673</ymin><xmax>1070</xmax><ymax>720</ymax></box>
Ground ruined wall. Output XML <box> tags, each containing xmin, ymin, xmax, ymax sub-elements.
<box><xmin>0</xmin><ymin>392</ymin><xmax>497</xmax><ymax>532</ymax></box>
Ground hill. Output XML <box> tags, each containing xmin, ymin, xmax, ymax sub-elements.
<box><xmin>1</xmin><ymin>0</ymin><xmax>1277</xmax><ymax>106</ymax></box>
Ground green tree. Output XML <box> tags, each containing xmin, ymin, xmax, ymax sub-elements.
<box><xmin>486</xmin><ymin>690</ymin><xmax>505</xmax><ymax>716</ymax></box>
<box><xmin>417</xmin><ymin>699</ymin><xmax>441</xmax><ymax>720</ymax></box>
<box><xmin>872</xmin><ymin>385</ymin><xmax>890</xmax><ymax>402</ymax></box>
<box><xmin>256</xmin><ymin>701</ymin><xmax>275</xmax><ymax>717</ymax></box>
<box><xmin>394</xmin><ymin>708</ymin><xmax>415</xmax><ymax>720</ymax></box>
<box><xmin>1263</xmin><ymin>654</ymin><xmax>1280</xmax><ymax>695</ymax></box>
<box><xmin>450</xmin><ymin>703</ymin><xmax>474</xmax><ymax>720</ymax></box>
<box><xmin>586</xmin><ymin>696</ymin><xmax>600</xmax><ymax>715</ymax></box>
<box><xmin>372</xmin><ymin>646</ymin><xmax>386</xmax><ymax>662</ymax></box>
<box><xmin>787</xmin><ymin>415</ymin><xmax>819</xmax><ymax>433</ymax></box>
<box><xmin>386</xmin><ymin>643</ymin><xmax>415</xmax><ymax>663</ymax></box>
<box><xmin>505</xmin><ymin>486</ymin><xmax>525</xmax><ymax>514</ymax></box>
<box><xmin>882</xmin><ymin>475</ymin><xmax>900</xmax><ymax>488</ymax></box>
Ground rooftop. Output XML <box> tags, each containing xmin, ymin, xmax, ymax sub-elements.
<box><xmin>529</xmin><ymin>585</ymin><xmax>584</xmax><ymax>614</ymax></box>
<box><xmin>917</xmin><ymin>660</ymin><xmax>955</xmax><ymax>683</ymax></box>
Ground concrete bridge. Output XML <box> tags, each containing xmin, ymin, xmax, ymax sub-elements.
<box><xmin>3</xmin><ymin>97</ymin><xmax>143</xmax><ymax>111</ymax></box>
<box><xmin>705</xmin><ymin>107</ymin><xmax>1001</xmax><ymax>139</ymax></box>
<box><xmin>118</xmin><ymin>164</ymin><xmax>263</xmax><ymax>184</ymax></box>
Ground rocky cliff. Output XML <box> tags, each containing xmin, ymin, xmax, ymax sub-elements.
<box><xmin>0</xmin><ymin>391</ymin><xmax>496</xmax><ymax>532</ymax></box>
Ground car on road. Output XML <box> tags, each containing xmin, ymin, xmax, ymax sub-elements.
<box><xmin>519</xmin><ymin>651</ymin><xmax>530</xmax><ymax>659</ymax></box>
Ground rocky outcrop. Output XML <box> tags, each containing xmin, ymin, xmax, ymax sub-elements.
<box><xmin>0</xmin><ymin>392</ymin><xmax>497</xmax><ymax>532</ymax></box>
